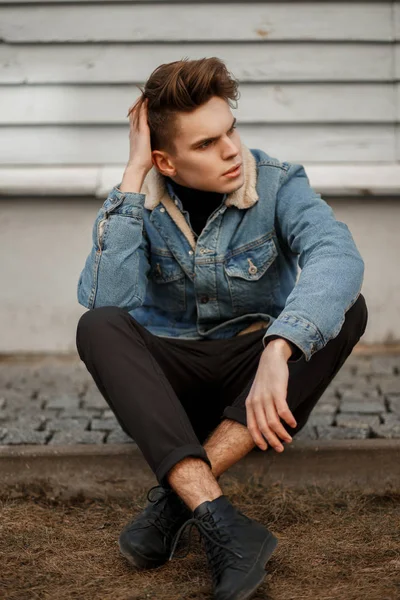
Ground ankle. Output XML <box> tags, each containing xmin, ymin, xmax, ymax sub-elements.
<box><xmin>193</xmin><ymin>491</ymin><xmax>224</xmax><ymax>513</ymax></box>
<box><xmin>166</xmin><ymin>457</ymin><xmax>223</xmax><ymax>512</ymax></box>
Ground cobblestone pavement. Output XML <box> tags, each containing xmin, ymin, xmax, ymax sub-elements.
<box><xmin>0</xmin><ymin>353</ymin><xmax>399</xmax><ymax>446</ymax></box>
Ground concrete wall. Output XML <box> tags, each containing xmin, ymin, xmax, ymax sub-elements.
<box><xmin>0</xmin><ymin>196</ymin><xmax>398</xmax><ymax>353</ymax></box>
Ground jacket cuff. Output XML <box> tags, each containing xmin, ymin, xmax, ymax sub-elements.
<box><xmin>262</xmin><ymin>334</ymin><xmax>303</xmax><ymax>362</ymax></box>
<box><xmin>102</xmin><ymin>184</ymin><xmax>146</xmax><ymax>215</ymax></box>
<box><xmin>263</xmin><ymin>314</ymin><xmax>324</xmax><ymax>362</ymax></box>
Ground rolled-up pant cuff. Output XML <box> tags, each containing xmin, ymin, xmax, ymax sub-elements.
<box><xmin>156</xmin><ymin>444</ymin><xmax>213</xmax><ymax>489</ymax></box>
<box><xmin>222</xmin><ymin>406</ymin><xmax>247</xmax><ymax>428</ymax></box>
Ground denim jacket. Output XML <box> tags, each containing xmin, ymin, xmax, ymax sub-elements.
<box><xmin>77</xmin><ymin>143</ymin><xmax>364</xmax><ymax>362</ymax></box>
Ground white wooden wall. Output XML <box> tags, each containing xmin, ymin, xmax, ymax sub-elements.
<box><xmin>1</xmin><ymin>1</ymin><xmax>400</xmax><ymax>195</ymax></box>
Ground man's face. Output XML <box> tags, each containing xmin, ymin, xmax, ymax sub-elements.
<box><xmin>152</xmin><ymin>96</ymin><xmax>244</xmax><ymax>193</ymax></box>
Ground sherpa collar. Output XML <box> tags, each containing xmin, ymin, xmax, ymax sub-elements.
<box><xmin>140</xmin><ymin>142</ymin><xmax>259</xmax><ymax>211</ymax></box>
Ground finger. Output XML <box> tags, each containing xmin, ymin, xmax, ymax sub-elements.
<box><xmin>264</xmin><ymin>402</ymin><xmax>293</xmax><ymax>443</ymax></box>
<box><xmin>127</xmin><ymin>97</ymin><xmax>141</xmax><ymax>117</ymax></box>
<box><xmin>253</xmin><ymin>401</ymin><xmax>284</xmax><ymax>452</ymax></box>
<box><xmin>129</xmin><ymin>102</ymin><xmax>142</xmax><ymax>132</ymax></box>
<box><xmin>246</xmin><ymin>403</ymin><xmax>268</xmax><ymax>450</ymax></box>
<box><xmin>276</xmin><ymin>401</ymin><xmax>297</xmax><ymax>429</ymax></box>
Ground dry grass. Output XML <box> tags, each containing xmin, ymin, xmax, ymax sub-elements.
<box><xmin>1</xmin><ymin>480</ymin><xmax>399</xmax><ymax>600</ymax></box>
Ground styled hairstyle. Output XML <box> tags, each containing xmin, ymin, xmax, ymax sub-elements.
<box><xmin>134</xmin><ymin>57</ymin><xmax>240</xmax><ymax>156</ymax></box>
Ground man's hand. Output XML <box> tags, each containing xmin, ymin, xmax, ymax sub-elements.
<box><xmin>245</xmin><ymin>339</ymin><xmax>297</xmax><ymax>452</ymax></box>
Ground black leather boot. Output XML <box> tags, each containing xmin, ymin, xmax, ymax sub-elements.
<box><xmin>118</xmin><ymin>484</ymin><xmax>192</xmax><ymax>569</ymax></box>
<box><xmin>169</xmin><ymin>494</ymin><xmax>278</xmax><ymax>600</ymax></box>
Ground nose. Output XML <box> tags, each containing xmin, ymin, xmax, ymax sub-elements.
<box><xmin>221</xmin><ymin>135</ymin><xmax>239</xmax><ymax>158</ymax></box>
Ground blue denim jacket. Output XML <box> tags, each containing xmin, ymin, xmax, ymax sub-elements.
<box><xmin>77</xmin><ymin>143</ymin><xmax>364</xmax><ymax>361</ymax></box>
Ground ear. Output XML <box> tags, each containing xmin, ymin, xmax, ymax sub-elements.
<box><xmin>151</xmin><ymin>150</ymin><xmax>177</xmax><ymax>177</ymax></box>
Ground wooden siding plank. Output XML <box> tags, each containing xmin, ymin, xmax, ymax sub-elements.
<box><xmin>0</xmin><ymin>83</ymin><xmax>395</xmax><ymax>124</ymax></box>
<box><xmin>0</xmin><ymin>0</ymin><xmax>389</xmax><ymax>4</ymax></box>
<box><xmin>0</xmin><ymin>125</ymin><xmax>394</xmax><ymax>164</ymax></box>
<box><xmin>2</xmin><ymin>164</ymin><xmax>400</xmax><ymax>198</ymax></box>
<box><xmin>0</xmin><ymin>3</ymin><xmax>392</xmax><ymax>43</ymax></box>
<box><xmin>394</xmin><ymin>2</ymin><xmax>400</xmax><ymax>41</ymax></box>
<box><xmin>0</xmin><ymin>43</ymin><xmax>392</xmax><ymax>84</ymax></box>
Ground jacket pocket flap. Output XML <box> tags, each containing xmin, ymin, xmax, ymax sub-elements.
<box><xmin>150</xmin><ymin>253</ymin><xmax>185</xmax><ymax>283</ymax></box>
<box><xmin>224</xmin><ymin>236</ymin><xmax>278</xmax><ymax>281</ymax></box>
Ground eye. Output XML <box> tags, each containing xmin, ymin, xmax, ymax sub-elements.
<box><xmin>198</xmin><ymin>125</ymin><xmax>236</xmax><ymax>150</ymax></box>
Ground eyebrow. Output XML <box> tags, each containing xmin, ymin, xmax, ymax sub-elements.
<box><xmin>190</xmin><ymin>117</ymin><xmax>237</xmax><ymax>149</ymax></box>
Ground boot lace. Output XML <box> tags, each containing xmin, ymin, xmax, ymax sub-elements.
<box><xmin>126</xmin><ymin>484</ymin><xmax>180</xmax><ymax>539</ymax></box>
<box><xmin>168</xmin><ymin>512</ymin><xmax>243</xmax><ymax>585</ymax></box>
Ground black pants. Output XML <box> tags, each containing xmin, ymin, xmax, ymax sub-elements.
<box><xmin>76</xmin><ymin>295</ymin><xmax>368</xmax><ymax>489</ymax></box>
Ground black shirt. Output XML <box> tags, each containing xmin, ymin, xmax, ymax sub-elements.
<box><xmin>166</xmin><ymin>177</ymin><xmax>224</xmax><ymax>237</ymax></box>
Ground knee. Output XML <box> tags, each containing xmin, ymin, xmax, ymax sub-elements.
<box><xmin>76</xmin><ymin>306</ymin><xmax>127</xmax><ymax>352</ymax></box>
<box><xmin>341</xmin><ymin>293</ymin><xmax>368</xmax><ymax>344</ymax></box>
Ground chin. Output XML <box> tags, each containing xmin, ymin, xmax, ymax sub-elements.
<box><xmin>224</xmin><ymin>174</ymin><xmax>245</xmax><ymax>193</ymax></box>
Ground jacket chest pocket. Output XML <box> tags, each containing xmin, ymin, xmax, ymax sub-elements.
<box><xmin>148</xmin><ymin>250</ymin><xmax>186</xmax><ymax>313</ymax></box>
<box><xmin>223</xmin><ymin>235</ymin><xmax>279</xmax><ymax>315</ymax></box>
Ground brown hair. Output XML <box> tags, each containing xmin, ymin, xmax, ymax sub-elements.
<box><xmin>134</xmin><ymin>57</ymin><xmax>240</xmax><ymax>155</ymax></box>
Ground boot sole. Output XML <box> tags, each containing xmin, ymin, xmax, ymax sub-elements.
<box><xmin>118</xmin><ymin>539</ymin><xmax>167</xmax><ymax>570</ymax></box>
<box><xmin>220</xmin><ymin>531</ymin><xmax>278</xmax><ymax>600</ymax></box>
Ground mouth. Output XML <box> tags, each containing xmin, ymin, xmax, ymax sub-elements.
<box><xmin>223</xmin><ymin>163</ymin><xmax>242</xmax><ymax>177</ymax></box>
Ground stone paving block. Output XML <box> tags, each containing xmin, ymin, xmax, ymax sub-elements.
<box><xmin>1</xmin><ymin>429</ymin><xmax>52</xmax><ymax>445</ymax></box>
<box><xmin>307</xmin><ymin>414</ymin><xmax>335</xmax><ymax>427</ymax></box>
<box><xmin>82</xmin><ymin>390</ymin><xmax>107</xmax><ymax>410</ymax></box>
<box><xmin>1</xmin><ymin>404</ymin><xmax>54</xmax><ymax>422</ymax></box>
<box><xmin>0</xmin><ymin>366</ymin><xmax>42</xmax><ymax>393</ymax></box>
<box><xmin>90</xmin><ymin>418</ymin><xmax>119</xmax><ymax>431</ymax></box>
<box><xmin>378</xmin><ymin>377</ymin><xmax>400</xmax><ymax>395</ymax></box>
<box><xmin>293</xmin><ymin>424</ymin><xmax>317</xmax><ymax>441</ymax></box>
<box><xmin>336</xmin><ymin>413</ymin><xmax>381</xmax><ymax>429</ymax></box>
<box><xmin>4</xmin><ymin>415</ymin><xmax>48</xmax><ymax>431</ymax></box>
<box><xmin>45</xmin><ymin>417</ymin><xmax>90</xmax><ymax>432</ymax></box>
<box><xmin>58</xmin><ymin>408</ymin><xmax>102</xmax><ymax>419</ymax></box>
<box><xmin>0</xmin><ymin>388</ymin><xmax>36</xmax><ymax>404</ymax></box>
<box><xmin>369</xmin><ymin>356</ymin><xmax>397</xmax><ymax>376</ymax></box>
<box><xmin>311</xmin><ymin>402</ymin><xmax>338</xmax><ymax>415</ymax></box>
<box><xmin>387</xmin><ymin>396</ymin><xmax>400</xmax><ymax>414</ymax></box>
<box><xmin>371</xmin><ymin>424</ymin><xmax>400</xmax><ymax>439</ymax></box>
<box><xmin>340</xmin><ymin>400</ymin><xmax>386</xmax><ymax>414</ymax></box>
<box><xmin>331</xmin><ymin>376</ymin><xmax>355</xmax><ymax>390</ymax></box>
<box><xmin>316</xmin><ymin>393</ymin><xmax>339</xmax><ymax>406</ymax></box>
<box><xmin>339</xmin><ymin>387</ymin><xmax>380</xmax><ymax>401</ymax></box>
<box><xmin>106</xmin><ymin>429</ymin><xmax>136</xmax><ymax>444</ymax></box>
<box><xmin>48</xmin><ymin>430</ymin><xmax>105</xmax><ymax>445</ymax></box>
<box><xmin>42</xmin><ymin>394</ymin><xmax>81</xmax><ymax>410</ymax></box>
<box><xmin>353</xmin><ymin>359</ymin><xmax>372</xmax><ymax>375</ymax></box>
<box><xmin>316</xmin><ymin>426</ymin><xmax>369</xmax><ymax>440</ymax></box>
<box><xmin>102</xmin><ymin>409</ymin><xmax>116</xmax><ymax>419</ymax></box>
<box><xmin>382</xmin><ymin>413</ymin><xmax>400</xmax><ymax>425</ymax></box>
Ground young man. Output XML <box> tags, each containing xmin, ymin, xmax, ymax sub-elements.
<box><xmin>76</xmin><ymin>57</ymin><xmax>368</xmax><ymax>599</ymax></box>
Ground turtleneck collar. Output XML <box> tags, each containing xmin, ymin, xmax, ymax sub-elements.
<box><xmin>166</xmin><ymin>176</ymin><xmax>224</xmax><ymax>206</ymax></box>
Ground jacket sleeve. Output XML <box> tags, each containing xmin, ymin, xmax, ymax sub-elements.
<box><xmin>77</xmin><ymin>184</ymin><xmax>150</xmax><ymax>311</ymax></box>
<box><xmin>262</xmin><ymin>163</ymin><xmax>365</xmax><ymax>361</ymax></box>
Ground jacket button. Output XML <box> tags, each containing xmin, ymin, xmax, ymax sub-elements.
<box><xmin>249</xmin><ymin>265</ymin><xmax>258</xmax><ymax>275</ymax></box>
<box><xmin>200</xmin><ymin>295</ymin><xmax>209</xmax><ymax>304</ymax></box>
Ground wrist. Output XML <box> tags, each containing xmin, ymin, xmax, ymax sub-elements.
<box><xmin>125</xmin><ymin>161</ymin><xmax>150</xmax><ymax>176</ymax></box>
<box><xmin>264</xmin><ymin>338</ymin><xmax>293</xmax><ymax>361</ymax></box>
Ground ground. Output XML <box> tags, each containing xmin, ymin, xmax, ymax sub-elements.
<box><xmin>0</xmin><ymin>352</ymin><xmax>399</xmax><ymax>445</ymax></box>
<box><xmin>1</xmin><ymin>479</ymin><xmax>399</xmax><ymax>600</ymax></box>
